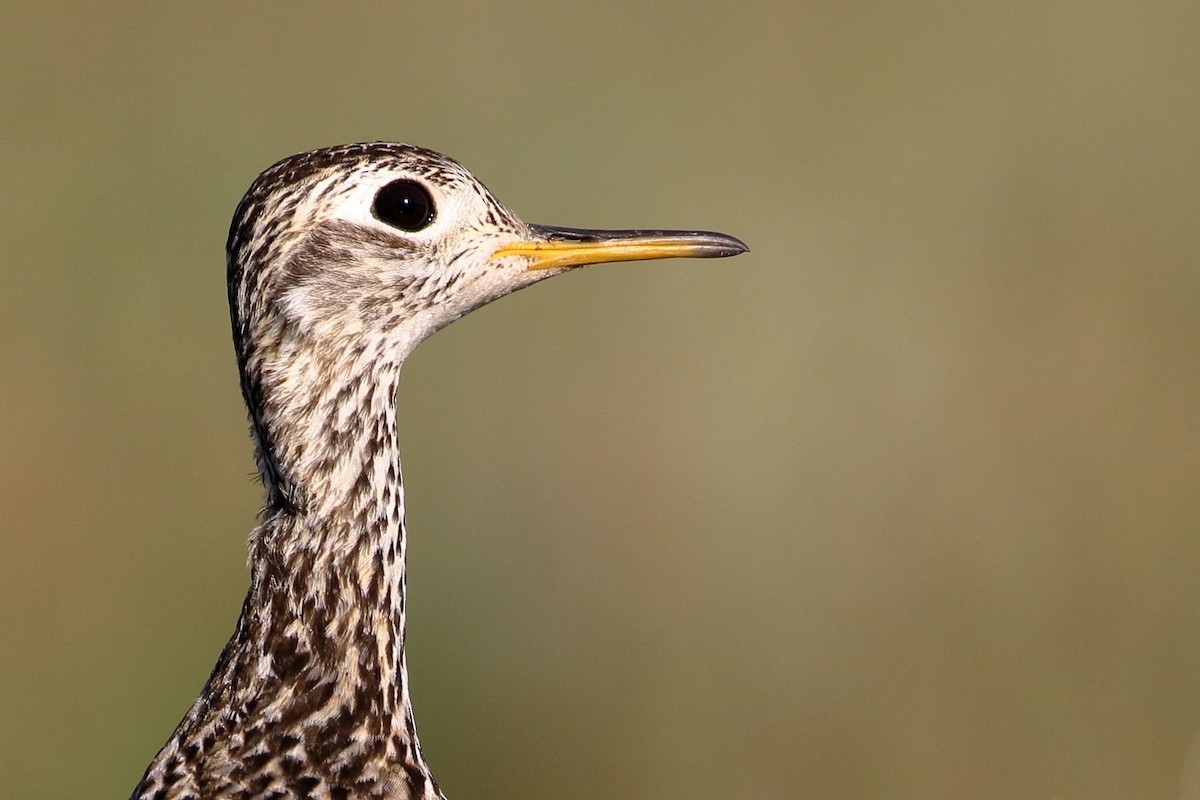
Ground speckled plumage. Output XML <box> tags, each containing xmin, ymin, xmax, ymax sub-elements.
<box><xmin>131</xmin><ymin>142</ymin><xmax>746</xmax><ymax>799</ymax></box>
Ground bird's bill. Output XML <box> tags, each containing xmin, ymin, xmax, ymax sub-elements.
<box><xmin>492</xmin><ymin>224</ymin><xmax>748</xmax><ymax>271</ymax></box>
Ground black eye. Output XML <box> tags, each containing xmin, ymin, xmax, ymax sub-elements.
<box><xmin>372</xmin><ymin>179</ymin><xmax>435</xmax><ymax>231</ymax></box>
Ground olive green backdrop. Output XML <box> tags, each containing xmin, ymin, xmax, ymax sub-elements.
<box><xmin>2</xmin><ymin>3</ymin><xmax>1198</xmax><ymax>798</ymax></box>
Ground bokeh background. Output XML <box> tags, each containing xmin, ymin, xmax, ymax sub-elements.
<box><xmin>2</xmin><ymin>3</ymin><xmax>1199</xmax><ymax>798</ymax></box>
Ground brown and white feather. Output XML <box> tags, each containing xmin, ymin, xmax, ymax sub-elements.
<box><xmin>131</xmin><ymin>142</ymin><xmax>746</xmax><ymax>800</ymax></box>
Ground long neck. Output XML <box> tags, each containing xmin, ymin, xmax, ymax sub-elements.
<box><xmin>244</xmin><ymin>345</ymin><xmax>438</xmax><ymax>789</ymax></box>
<box><xmin>133</xmin><ymin>346</ymin><xmax>443</xmax><ymax>799</ymax></box>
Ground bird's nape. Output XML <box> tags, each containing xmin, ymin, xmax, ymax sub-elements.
<box><xmin>131</xmin><ymin>142</ymin><xmax>746</xmax><ymax>800</ymax></box>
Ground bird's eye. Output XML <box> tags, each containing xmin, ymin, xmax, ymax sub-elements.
<box><xmin>373</xmin><ymin>179</ymin><xmax>435</xmax><ymax>231</ymax></box>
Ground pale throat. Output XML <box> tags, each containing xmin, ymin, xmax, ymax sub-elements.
<box><xmin>256</xmin><ymin>339</ymin><xmax>407</xmax><ymax>524</ymax></box>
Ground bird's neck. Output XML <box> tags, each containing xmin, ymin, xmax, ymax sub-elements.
<box><xmin>247</xmin><ymin>355</ymin><xmax>412</xmax><ymax>729</ymax></box>
<box><xmin>137</xmin><ymin>352</ymin><xmax>444</xmax><ymax>799</ymax></box>
<box><xmin>243</xmin><ymin>352</ymin><xmax>438</xmax><ymax>788</ymax></box>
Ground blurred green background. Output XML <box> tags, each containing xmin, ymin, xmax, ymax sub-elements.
<box><xmin>2</xmin><ymin>3</ymin><xmax>1199</xmax><ymax>798</ymax></box>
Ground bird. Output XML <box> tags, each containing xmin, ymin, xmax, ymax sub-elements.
<box><xmin>130</xmin><ymin>142</ymin><xmax>747</xmax><ymax>800</ymax></box>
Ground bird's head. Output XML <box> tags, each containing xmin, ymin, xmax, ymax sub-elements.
<box><xmin>223</xmin><ymin>142</ymin><xmax>746</xmax><ymax>512</ymax></box>
<box><xmin>228</xmin><ymin>142</ymin><xmax>746</xmax><ymax>372</ymax></box>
